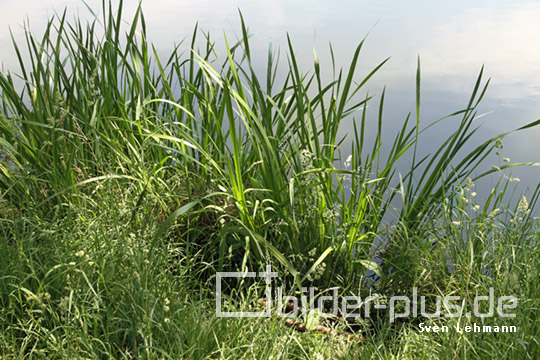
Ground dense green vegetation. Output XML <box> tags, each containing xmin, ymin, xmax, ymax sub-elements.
<box><xmin>1</xmin><ymin>2</ymin><xmax>539</xmax><ymax>358</ymax></box>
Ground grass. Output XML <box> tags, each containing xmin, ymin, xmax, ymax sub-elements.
<box><xmin>1</xmin><ymin>1</ymin><xmax>539</xmax><ymax>358</ymax></box>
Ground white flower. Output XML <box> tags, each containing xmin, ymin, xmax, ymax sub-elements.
<box><xmin>344</xmin><ymin>155</ymin><xmax>353</xmax><ymax>168</ymax></box>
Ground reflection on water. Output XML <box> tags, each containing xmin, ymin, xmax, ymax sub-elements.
<box><xmin>1</xmin><ymin>0</ymin><xmax>539</xmax><ymax>198</ymax></box>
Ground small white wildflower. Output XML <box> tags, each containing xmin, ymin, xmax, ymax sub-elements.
<box><xmin>300</xmin><ymin>149</ymin><xmax>315</xmax><ymax>169</ymax></box>
<box><xmin>344</xmin><ymin>155</ymin><xmax>353</xmax><ymax>168</ymax></box>
<box><xmin>164</xmin><ymin>318</ymin><xmax>170</xmax><ymax>324</ymax></box>
<box><xmin>164</xmin><ymin>298</ymin><xmax>170</xmax><ymax>305</ymax></box>
<box><xmin>142</xmin><ymin>248</ymin><xmax>150</xmax><ymax>253</ymax></box>
<box><xmin>164</xmin><ymin>305</ymin><xmax>170</xmax><ymax>312</ymax></box>
<box><xmin>492</xmin><ymin>166</ymin><xmax>500</xmax><ymax>171</ymax></box>
<box><xmin>471</xmin><ymin>192</ymin><xmax>477</xmax><ymax>197</ymax></box>
<box><xmin>473</xmin><ymin>204</ymin><xmax>480</xmax><ymax>211</ymax></box>
<box><xmin>503</xmin><ymin>157</ymin><xmax>510</xmax><ymax>162</ymax></box>
<box><xmin>75</xmin><ymin>250</ymin><xmax>85</xmax><ymax>257</ymax></box>
<box><xmin>466</xmin><ymin>177</ymin><xmax>473</xmax><ymax>186</ymax></box>
<box><xmin>511</xmin><ymin>177</ymin><xmax>520</xmax><ymax>182</ymax></box>
<box><xmin>452</xmin><ymin>221</ymin><xmax>461</xmax><ymax>226</ymax></box>
<box><xmin>69</xmin><ymin>262</ymin><xmax>76</xmax><ymax>266</ymax></box>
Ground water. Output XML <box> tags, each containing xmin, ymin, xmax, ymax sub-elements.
<box><xmin>2</xmin><ymin>0</ymin><xmax>539</xmax><ymax>206</ymax></box>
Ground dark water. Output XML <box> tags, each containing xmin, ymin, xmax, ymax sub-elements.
<box><xmin>2</xmin><ymin>0</ymin><xmax>539</xmax><ymax>211</ymax></box>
